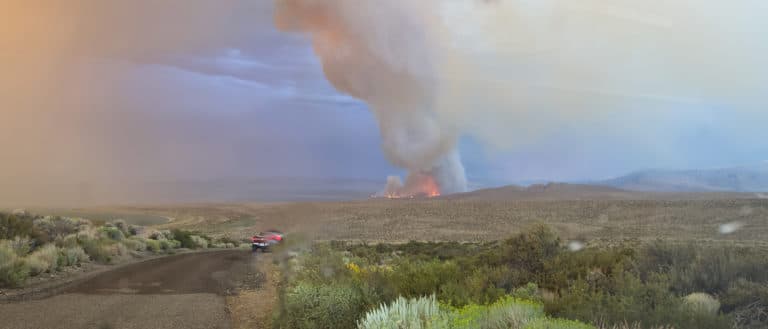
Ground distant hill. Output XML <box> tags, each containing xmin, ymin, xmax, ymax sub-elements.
<box><xmin>446</xmin><ymin>182</ymin><xmax>758</xmax><ymax>201</ymax></box>
<box><xmin>447</xmin><ymin>183</ymin><xmax>632</xmax><ymax>201</ymax></box>
<box><xmin>596</xmin><ymin>164</ymin><xmax>768</xmax><ymax>192</ymax></box>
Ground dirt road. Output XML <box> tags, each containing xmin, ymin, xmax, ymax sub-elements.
<box><xmin>0</xmin><ymin>250</ymin><xmax>258</xmax><ymax>329</ymax></box>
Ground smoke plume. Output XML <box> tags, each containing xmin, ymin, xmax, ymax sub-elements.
<box><xmin>274</xmin><ymin>0</ymin><xmax>767</xmax><ymax>195</ymax></box>
<box><xmin>275</xmin><ymin>1</ymin><xmax>468</xmax><ymax>196</ymax></box>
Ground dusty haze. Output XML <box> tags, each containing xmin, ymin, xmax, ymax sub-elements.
<box><xmin>2</xmin><ymin>1</ymin><xmax>767</xmax><ymax>206</ymax></box>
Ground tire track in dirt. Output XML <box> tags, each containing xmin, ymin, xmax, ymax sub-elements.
<box><xmin>1</xmin><ymin>250</ymin><xmax>259</xmax><ymax>329</ymax></box>
<box><xmin>64</xmin><ymin>250</ymin><xmax>252</xmax><ymax>295</ymax></box>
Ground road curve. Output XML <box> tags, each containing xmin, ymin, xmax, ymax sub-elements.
<box><xmin>0</xmin><ymin>250</ymin><xmax>255</xmax><ymax>329</ymax></box>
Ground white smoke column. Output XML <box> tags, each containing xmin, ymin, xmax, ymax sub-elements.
<box><xmin>275</xmin><ymin>0</ymin><xmax>768</xmax><ymax>194</ymax></box>
<box><xmin>275</xmin><ymin>1</ymin><xmax>467</xmax><ymax>195</ymax></box>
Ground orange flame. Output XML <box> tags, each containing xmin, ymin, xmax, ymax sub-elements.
<box><xmin>423</xmin><ymin>176</ymin><xmax>441</xmax><ymax>198</ymax></box>
<box><xmin>384</xmin><ymin>175</ymin><xmax>441</xmax><ymax>199</ymax></box>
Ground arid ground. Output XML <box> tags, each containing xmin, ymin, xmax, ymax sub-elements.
<box><xmin>4</xmin><ymin>187</ymin><xmax>767</xmax><ymax>328</ymax></box>
<box><xmin>95</xmin><ymin>197</ymin><xmax>768</xmax><ymax>247</ymax></box>
<box><xmin>0</xmin><ymin>250</ymin><xmax>263</xmax><ymax>329</ymax></box>
<box><xmin>37</xmin><ymin>184</ymin><xmax>767</xmax><ymax>246</ymax></box>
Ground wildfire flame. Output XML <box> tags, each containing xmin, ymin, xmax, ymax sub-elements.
<box><xmin>381</xmin><ymin>173</ymin><xmax>441</xmax><ymax>199</ymax></box>
<box><xmin>420</xmin><ymin>176</ymin><xmax>441</xmax><ymax>198</ymax></box>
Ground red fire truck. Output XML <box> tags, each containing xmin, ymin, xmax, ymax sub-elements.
<box><xmin>251</xmin><ymin>230</ymin><xmax>284</xmax><ymax>252</ymax></box>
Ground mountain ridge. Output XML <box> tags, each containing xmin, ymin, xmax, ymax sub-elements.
<box><xmin>594</xmin><ymin>163</ymin><xmax>768</xmax><ymax>192</ymax></box>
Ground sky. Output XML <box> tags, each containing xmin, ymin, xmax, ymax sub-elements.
<box><xmin>1</xmin><ymin>0</ymin><xmax>767</xmax><ymax>205</ymax></box>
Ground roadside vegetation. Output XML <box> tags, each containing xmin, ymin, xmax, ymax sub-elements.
<box><xmin>0</xmin><ymin>211</ymin><xmax>240</xmax><ymax>288</ymax></box>
<box><xmin>272</xmin><ymin>225</ymin><xmax>768</xmax><ymax>329</ymax></box>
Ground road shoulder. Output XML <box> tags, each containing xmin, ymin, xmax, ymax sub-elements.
<box><xmin>227</xmin><ymin>253</ymin><xmax>278</xmax><ymax>329</ymax></box>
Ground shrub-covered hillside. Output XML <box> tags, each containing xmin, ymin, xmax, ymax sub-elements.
<box><xmin>272</xmin><ymin>225</ymin><xmax>768</xmax><ymax>329</ymax></box>
<box><xmin>0</xmin><ymin>211</ymin><xmax>240</xmax><ymax>288</ymax></box>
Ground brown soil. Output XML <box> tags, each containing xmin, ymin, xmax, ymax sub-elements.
<box><xmin>227</xmin><ymin>254</ymin><xmax>279</xmax><ymax>329</ymax></box>
<box><xmin>0</xmin><ymin>250</ymin><xmax>261</xmax><ymax>329</ymax></box>
<box><xmin>1</xmin><ymin>250</ymin><xmax>223</xmax><ymax>302</ymax></box>
<box><xmin>64</xmin><ymin>250</ymin><xmax>251</xmax><ymax>295</ymax></box>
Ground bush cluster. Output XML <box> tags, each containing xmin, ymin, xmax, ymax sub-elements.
<box><xmin>152</xmin><ymin>229</ymin><xmax>217</xmax><ymax>249</ymax></box>
<box><xmin>0</xmin><ymin>211</ymin><xmax>239</xmax><ymax>288</ymax></box>
<box><xmin>275</xmin><ymin>225</ymin><xmax>766</xmax><ymax>329</ymax></box>
<box><xmin>281</xmin><ymin>282</ymin><xmax>367</xmax><ymax>329</ymax></box>
<box><xmin>357</xmin><ymin>295</ymin><xmax>592</xmax><ymax>329</ymax></box>
<box><xmin>0</xmin><ymin>240</ymin><xmax>29</xmax><ymax>287</ymax></box>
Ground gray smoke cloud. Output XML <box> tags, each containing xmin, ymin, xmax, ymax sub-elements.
<box><xmin>274</xmin><ymin>0</ymin><xmax>767</xmax><ymax>195</ymax></box>
<box><xmin>275</xmin><ymin>0</ymin><xmax>469</xmax><ymax>195</ymax></box>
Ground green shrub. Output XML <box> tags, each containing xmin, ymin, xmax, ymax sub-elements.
<box><xmin>503</xmin><ymin>225</ymin><xmax>561</xmax><ymax>268</ymax></box>
<box><xmin>277</xmin><ymin>281</ymin><xmax>366</xmax><ymax>329</ymax></box>
<box><xmin>292</xmin><ymin>245</ymin><xmax>352</xmax><ymax>284</ymax></box>
<box><xmin>358</xmin><ymin>295</ymin><xmax>450</xmax><ymax>329</ymax></box>
<box><xmin>512</xmin><ymin>283</ymin><xmax>543</xmax><ymax>303</ymax></box>
<box><xmin>145</xmin><ymin>239</ymin><xmax>162</xmax><ymax>252</ymax></box>
<box><xmin>524</xmin><ymin>318</ymin><xmax>596</xmax><ymax>329</ymax></box>
<box><xmin>32</xmin><ymin>216</ymin><xmax>77</xmax><ymax>241</ymax></box>
<box><xmin>170</xmin><ymin>229</ymin><xmax>191</xmax><ymax>247</ymax></box>
<box><xmin>721</xmin><ymin>279</ymin><xmax>768</xmax><ymax>312</ymax></box>
<box><xmin>100</xmin><ymin>227</ymin><xmax>125</xmax><ymax>241</ymax></box>
<box><xmin>292</xmin><ymin>228</ymin><xmax>764</xmax><ymax>329</ymax></box>
<box><xmin>448</xmin><ymin>296</ymin><xmax>544</xmax><ymax>329</ymax></box>
<box><xmin>0</xmin><ymin>213</ymin><xmax>35</xmax><ymax>239</ymax></box>
<box><xmin>641</xmin><ymin>242</ymin><xmax>768</xmax><ymax>295</ymax></box>
<box><xmin>160</xmin><ymin>239</ymin><xmax>181</xmax><ymax>250</ymax></box>
<box><xmin>112</xmin><ymin>219</ymin><xmax>129</xmax><ymax>236</ymax></box>
<box><xmin>171</xmin><ymin>229</ymin><xmax>210</xmax><ymax>249</ymax></box>
<box><xmin>683</xmin><ymin>293</ymin><xmax>720</xmax><ymax>315</ymax></box>
<box><xmin>543</xmin><ymin>247</ymin><xmax>634</xmax><ymax>294</ymax></box>
<box><xmin>149</xmin><ymin>230</ymin><xmax>175</xmax><ymax>241</ymax></box>
<box><xmin>121</xmin><ymin>238</ymin><xmax>147</xmax><ymax>252</ymax></box>
<box><xmin>550</xmin><ymin>272</ymin><xmax>731</xmax><ymax>329</ymax></box>
<box><xmin>25</xmin><ymin>256</ymin><xmax>49</xmax><ymax>276</ymax></box>
<box><xmin>389</xmin><ymin>259</ymin><xmax>462</xmax><ymax>301</ymax></box>
<box><xmin>358</xmin><ymin>295</ymin><xmax>552</xmax><ymax>329</ymax></box>
<box><xmin>127</xmin><ymin>225</ymin><xmax>142</xmax><ymax>236</ymax></box>
<box><xmin>5</xmin><ymin>236</ymin><xmax>33</xmax><ymax>257</ymax></box>
<box><xmin>0</xmin><ymin>258</ymin><xmax>29</xmax><ymax>287</ymax></box>
<box><xmin>81</xmin><ymin>239</ymin><xmax>112</xmax><ymax>263</ymax></box>
<box><xmin>595</xmin><ymin>324</ymin><xmax>666</xmax><ymax>329</ymax></box>
<box><xmin>59</xmin><ymin>246</ymin><xmax>89</xmax><ymax>266</ymax></box>
<box><xmin>719</xmin><ymin>279</ymin><xmax>768</xmax><ymax>328</ymax></box>
<box><xmin>26</xmin><ymin>244</ymin><xmax>60</xmax><ymax>275</ymax></box>
<box><xmin>58</xmin><ymin>234</ymin><xmax>80</xmax><ymax>248</ymax></box>
<box><xmin>190</xmin><ymin>235</ymin><xmax>208</xmax><ymax>249</ymax></box>
<box><xmin>446</xmin><ymin>266</ymin><xmax>510</xmax><ymax>306</ymax></box>
<box><xmin>0</xmin><ymin>242</ymin><xmax>30</xmax><ymax>287</ymax></box>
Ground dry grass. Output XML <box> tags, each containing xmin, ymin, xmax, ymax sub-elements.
<box><xmin>92</xmin><ymin>199</ymin><xmax>768</xmax><ymax>249</ymax></box>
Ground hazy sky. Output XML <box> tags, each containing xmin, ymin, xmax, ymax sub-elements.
<box><xmin>1</xmin><ymin>0</ymin><xmax>767</xmax><ymax>204</ymax></box>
